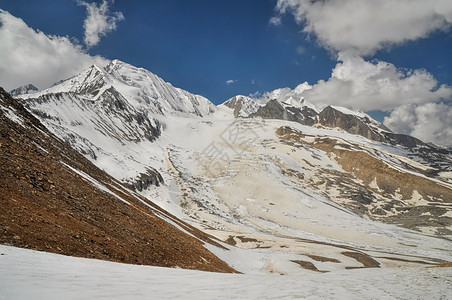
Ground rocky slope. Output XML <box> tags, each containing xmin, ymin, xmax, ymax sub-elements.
<box><xmin>0</xmin><ymin>87</ymin><xmax>235</xmax><ymax>273</ymax></box>
<box><xmin>276</xmin><ymin>125</ymin><xmax>452</xmax><ymax>236</ymax></box>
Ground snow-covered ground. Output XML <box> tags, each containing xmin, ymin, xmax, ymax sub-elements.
<box><xmin>1</xmin><ymin>245</ymin><xmax>451</xmax><ymax>300</ymax></box>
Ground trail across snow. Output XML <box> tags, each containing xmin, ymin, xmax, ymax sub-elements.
<box><xmin>1</xmin><ymin>245</ymin><xmax>451</xmax><ymax>300</ymax></box>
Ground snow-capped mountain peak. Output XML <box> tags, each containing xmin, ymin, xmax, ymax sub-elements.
<box><xmin>220</xmin><ymin>82</ymin><xmax>318</xmax><ymax>118</ymax></box>
<box><xmin>9</xmin><ymin>84</ymin><xmax>39</xmax><ymax>97</ymax></box>
<box><xmin>22</xmin><ymin>59</ymin><xmax>216</xmax><ymax>117</ymax></box>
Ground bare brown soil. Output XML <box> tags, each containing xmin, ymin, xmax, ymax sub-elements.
<box><xmin>0</xmin><ymin>88</ymin><xmax>236</xmax><ymax>273</ymax></box>
<box><xmin>342</xmin><ymin>251</ymin><xmax>381</xmax><ymax>269</ymax></box>
<box><xmin>224</xmin><ymin>235</ymin><xmax>263</xmax><ymax>248</ymax></box>
<box><xmin>291</xmin><ymin>260</ymin><xmax>328</xmax><ymax>273</ymax></box>
<box><xmin>376</xmin><ymin>256</ymin><xmax>437</xmax><ymax>265</ymax></box>
<box><xmin>434</xmin><ymin>261</ymin><xmax>452</xmax><ymax>268</ymax></box>
<box><xmin>306</xmin><ymin>254</ymin><xmax>341</xmax><ymax>263</ymax></box>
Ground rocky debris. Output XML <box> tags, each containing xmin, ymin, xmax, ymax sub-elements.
<box><xmin>276</xmin><ymin>125</ymin><xmax>452</xmax><ymax>237</ymax></box>
<box><xmin>0</xmin><ymin>87</ymin><xmax>236</xmax><ymax>273</ymax></box>
<box><xmin>10</xmin><ymin>84</ymin><xmax>38</xmax><ymax>97</ymax></box>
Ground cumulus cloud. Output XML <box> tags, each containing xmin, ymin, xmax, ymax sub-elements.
<box><xmin>78</xmin><ymin>0</ymin><xmax>124</xmax><ymax>48</ymax></box>
<box><xmin>301</xmin><ymin>52</ymin><xmax>452</xmax><ymax>111</ymax></box>
<box><xmin>276</xmin><ymin>0</ymin><xmax>452</xmax><ymax>56</ymax></box>
<box><xmin>384</xmin><ymin>102</ymin><xmax>452</xmax><ymax>147</ymax></box>
<box><xmin>226</xmin><ymin>79</ymin><xmax>237</xmax><ymax>85</ymax></box>
<box><xmin>275</xmin><ymin>0</ymin><xmax>452</xmax><ymax>144</ymax></box>
<box><xmin>0</xmin><ymin>9</ymin><xmax>109</xmax><ymax>91</ymax></box>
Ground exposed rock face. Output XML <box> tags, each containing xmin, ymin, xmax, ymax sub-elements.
<box><xmin>222</xmin><ymin>95</ymin><xmax>263</xmax><ymax>118</ymax></box>
<box><xmin>125</xmin><ymin>168</ymin><xmax>164</xmax><ymax>191</ymax></box>
<box><xmin>318</xmin><ymin>106</ymin><xmax>386</xmax><ymax>141</ymax></box>
<box><xmin>10</xmin><ymin>84</ymin><xmax>38</xmax><ymax>97</ymax></box>
<box><xmin>318</xmin><ymin>106</ymin><xmax>426</xmax><ymax>149</ymax></box>
<box><xmin>249</xmin><ymin>99</ymin><xmax>318</xmax><ymax>126</ymax></box>
<box><xmin>225</xmin><ymin>95</ymin><xmax>442</xmax><ymax>153</ymax></box>
<box><xmin>317</xmin><ymin>106</ymin><xmax>452</xmax><ymax>171</ymax></box>
<box><xmin>249</xmin><ymin>99</ymin><xmax>287</xmax><ymax>119</ymax></box>
<box><xmin>222</xmin><ymin>95</ymin><xmax>243</xmax><ymax>118</ymax></box>
<box><xmin>0</xmin><ymin>87</ymin><xmax>235</xmax><ymax>273</ymax></box>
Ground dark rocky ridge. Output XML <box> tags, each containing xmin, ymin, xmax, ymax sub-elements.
<box><xmin>318</xmin><ymin>106</ymin><xmax>424</xmax><ymax>148</ymax></box>
<box><xmin>246</xmin><ymin>99</ymin><xmax>451</xmax><ymax>166</ymax></box>
<box><xmin>125</xmin><ymin>167</ymin><xmax>164</xmax><ymax>191</ymax></box>
<box><xmin>249</xmin><ymin>99</ymin><xmax>318</xmax><ymax>126</ymax></box>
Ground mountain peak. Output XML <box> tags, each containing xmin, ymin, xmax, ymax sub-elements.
<box><xmin>10</xmin><ymin>84</ymin><xmax>38</xmax><ymax>96</ymax></box>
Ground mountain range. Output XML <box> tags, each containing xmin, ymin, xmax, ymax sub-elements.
<box><xmin>2</xmin><ymin>59</ymin><xmax>452</xmax><ymax>276</ymax></box>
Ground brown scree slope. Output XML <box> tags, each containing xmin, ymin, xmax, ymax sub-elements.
<box><xmin>0</xmin><ymin>87</ymin><xmax>236</xmax><ymax>273</ymax></box>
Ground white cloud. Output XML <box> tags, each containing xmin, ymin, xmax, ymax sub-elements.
<box><xmin>384</xmin><ymin>102</ymin><xmax>452</xmax><ymax>147</ymax></box>
<box><xmin>226</xmin><ymin>79</ymin><xmax>237</xmax><ymax>85</ymax></box>
<box><xmin>276</xmin><ymin>0</ymin><xmax>452</xmax><ymax>56</ymax></box>
<box><xmin>301</xmin><ymin>53</ymin><xmax>452</xmax><ymax>111</ymax></box>
<box><xmin>0</xmin><ymin>9</ymin><xmax>109</xmax><ymax>91</ymax></box>
<box><xmin>269</xmin><ymin>16</ymin><xmax>282</xmax><ymax>26</ymax></box>
<box><xmin>78</xmin><ymin>0</ymin><xmax>124</xmax><ymax>48</ymax></box>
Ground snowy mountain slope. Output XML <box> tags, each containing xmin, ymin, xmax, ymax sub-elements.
<box><xmin>156</xmin><ymin>117</ymin><xmax>451</xmax><ymax>275</ymax></box>
<box><xmin>9</xmin><ymin>59</ymin><xmax>452</xmax><ymax>278</ymax></box>
<box><xmin>2</xmin><ymin>245</ymin><xmax>451</xmax><ymax>300</ymax></box>
<box><xmin>220</xmin><ymin>82</ymin><xmax>315</xmax><ymax>118</ymax></box>
<box><xmin>18</xmin><ymin>60</ymin><xmax>217</xmax><ymax>187</ymax></box>
<box><xmin>221</xmin><ymin>87</ymin><xmax>452</xmax><ymax>178</ymax></box>
<box><xmin>104</xmin><ymin>60</ymin><xmax>215</xmax><ymax>116</ymax></box>
<box><xmin>222</xmin><ymin>95</ymin><xmax>267</xmax><ymax>117</ymax></box>
<box><xmin>0</xmin><ymin>87</ymin><xmax>235</xmax><ymax>273</ymax></box>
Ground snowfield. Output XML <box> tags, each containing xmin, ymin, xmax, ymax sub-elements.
<box><xmin>1</xmin><ymin>245</ymin><xmax>451</xmax><ymax>300</ymax></box>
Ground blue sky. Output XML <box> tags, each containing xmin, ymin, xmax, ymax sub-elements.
<box><xmin>0</xmin><ymin>0</ymin><xmax>452</xmax><ymax>145</ymax></box>
<box><xmin>1</xmin><ymin>0</ymin><xmax>449</xmax><ymax>104</ymax></box>
<box><xmin>0</xmin><ymin>0</ymin><xmax>336</xmax><ymax>104</ymax></box>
